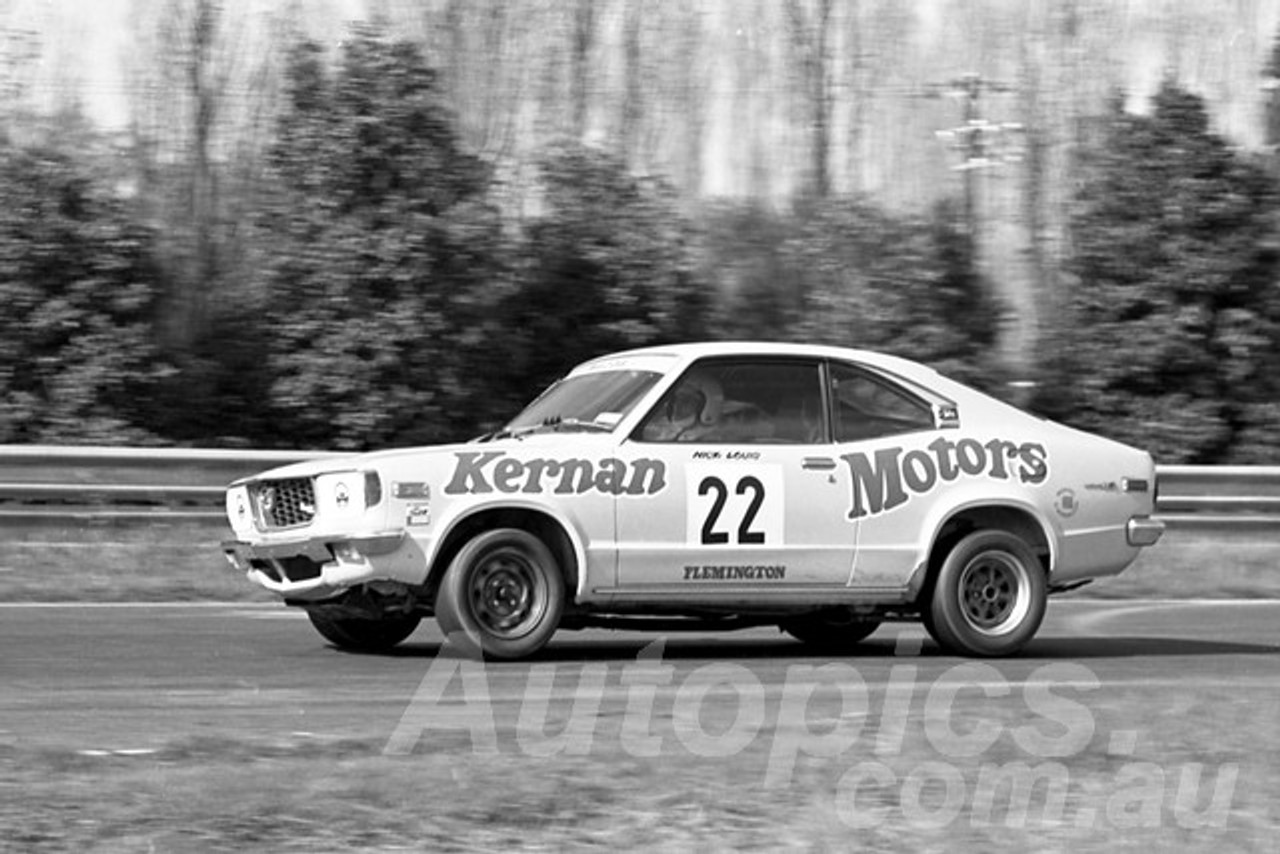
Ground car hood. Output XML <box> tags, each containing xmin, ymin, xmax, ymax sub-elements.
<box><xmin>229</xmin><ymin>432</ymin><xmax>623</xmax><ymax>485</ymax></box>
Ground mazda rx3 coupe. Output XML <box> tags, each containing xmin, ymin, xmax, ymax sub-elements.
<box><xmin>222</xmin><ymin>342</ymin><xmax>1164</xmax><ymax>658</ymax></box>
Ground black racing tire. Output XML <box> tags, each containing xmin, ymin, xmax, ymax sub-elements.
<box><xmin>928</xmin><ymin>529</ymin><xmax>1047</xmax><ymax>657</ymax></box>
<box><xmin>307</xmin><ymin>609</ymin><xmax>421</xmax><ymax>652</ymax></box>
<box><xmin>919</xmin><ymin>599</ymin><xmax>942</xmax><ymax>648</ymax></box>
<box><xmin>781</xmin><ymin>611</ymin><xmax>881</xmax><ymax>652</ymax></box>
<box><xmin>435</xmin><ymin>528</ymin><xmax>565</xmax><ymax>660</ymax></box>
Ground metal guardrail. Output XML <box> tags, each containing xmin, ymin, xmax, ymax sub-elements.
<box><xmin>0</xmin><ymin>447</ymin><xmax>1277</xmax><ymax>529</ymax></box>
<box><xmin>0</xmin><ymin>445</ymin><xmax>345</xmax><ymax>523</ymax></box>
<box><xmin>1153</xmin><ymin>465</ymin><xmax>1280</xmax><ymax>530</ymax></box>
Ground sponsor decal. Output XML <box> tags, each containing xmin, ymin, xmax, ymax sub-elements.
<box><xmin>843</xmin><ymin>437</ymin><xmax>1049</xmax><ymax>519</ymax></box>
<box><xmin>444</xmin><ymin>451</ymin><xmax>667</xmax><ymax>497</ymax></box>
<box><xmin>406</xmin><ymin>503</ymin><xmax>431</xmax><ymax>526</ymax></box>
<box><xmin>393</xmin><ymin>481</ymin><xmax>432</xmax><ymax>499</ymax></box>
<box><xmin>682</xmin><ymin>564</ymin><xmax>787</xmax><ymax>581</ymax></box>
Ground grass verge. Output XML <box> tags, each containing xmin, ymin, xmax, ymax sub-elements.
<box><xmin>1</xmin><ymin>522</ymin><xmax>1276</xmax><ymax>603</ymax></box>
<box><xmin>0</xmin><ymin>521</ymin><xmax>270</xmax><ymax>602</ymax></box>
<box><xmin>1074</xmin><ymin>527</ymin><xmax>1280</xmax><ymax>600</ymax></box>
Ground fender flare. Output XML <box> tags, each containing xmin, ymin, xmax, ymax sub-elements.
<box><xmin>424</xmin><ymin>497</ymin><xmax>593</xmax><ymax>599</ymax></box>
<box><xmin>907</xmin><ymin>491</ymin><xmax>1059</xmax><ymax>600</ymax></box>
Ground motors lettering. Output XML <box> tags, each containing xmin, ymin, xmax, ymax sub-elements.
<box><xmin>444</xmin><ymin>452</ymin><xmax>667</xmax><ymax>497</ymax></box>
<box><xmin>843</xmin><ymin>437</ymin><xmax>1048</xmax><ymax>519</ymax></box>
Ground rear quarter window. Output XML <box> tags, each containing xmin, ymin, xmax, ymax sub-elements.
<box><xmin>831</xmin><ymin>364</ymin><xmax>935</xmax><ymax>442</ymax></box>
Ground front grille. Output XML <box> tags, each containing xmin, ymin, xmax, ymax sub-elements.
<box><xmin>253</xmin><ymin>478</ymin><xmax>316</xmax><ymax>529</ymax></box>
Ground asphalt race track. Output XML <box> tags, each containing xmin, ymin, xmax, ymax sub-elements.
<box><xmin>2</xmin><ymin>599</ymin><xmax>1278</xmax><ymax>754</ymax></box>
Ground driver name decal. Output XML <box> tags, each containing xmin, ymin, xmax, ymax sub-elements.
<box><xmin>843</xmin><ymin>437</ymin><xmax>1048</xmax><ymax>519</ymax></box>
<box><xmin>444</xmin><ymin>451</ymin><xmax>667</xmax><ymax>497</ymax></box>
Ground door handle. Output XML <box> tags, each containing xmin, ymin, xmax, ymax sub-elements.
<box><xmin>802</xmin><ymin>457</ymin><xmax>837</xmax><ymax>471</ymax></box>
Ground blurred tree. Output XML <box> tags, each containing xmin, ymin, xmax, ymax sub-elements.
<box><xmin>620</xmin><ymin>0</ymin><xmax>644</xmax><ymax>162</ymax></box>
<box><xmin>1039</xmin><ymin>82</ymin><xmax>1279</xmax><ymax>463</ymax></box>
<box><xmin>700</xmin><ymin>201</ymin><xmax>806</xmax><ymax>339</ymax></box>
<box><xmin>786</xmin><ymin>196</ymin><xmax>1000</xmax><ymax>381</ymax></box>
<box><xmin>701</xmin><ymin>195</ymin><xmax>998</xmax><ymax>383</ymax></box>
<box><xmin>1264</xmin><ymin>26</ymin><xmax>1280</xmax><ymax>150</ymax></box>
<box><xmin>571</xmin><ymin>0</ymin><xmax>597</xmax><ymax>141</ymax></box>
<box><xmin>498</xmin><ymin>143</ymin><xmax>709</xmax><ymax>407</ymax></box>
<box><xmin>420</xmin><ymin>0</ymin><xmax>533</xmax><ymax>214</ymax></box>
<box><xmin>129</xmin><ymin>1</ymin><xmax>301</xmax><ymax>446</ymax></box>
<box><xmin>247</xmin><ymin>24</ymin><xmax>504</xmax><ymax>450</ymax></box>
<box><xmin>0</xmin><ymin>143</ymin><xmax>167</xmax><ymax>444</ymax></box>
<box><xmin>0</xmin><ymin>26</ymin><xmax>41</xmax><ymax>137</ymax></box>
<box><xmin>1243</xmin><ymin>32</ymin><xmax>1280</xmax><ymax>464</ymax></box>
<box><xmin>787</xmin><ymin>0</ymin><xmax>835</xmax><ymax>198</ymax></box>
<box><xmin>128</xmin><ymin>0</ymin><xmax>235</xmax><ymax>347</ymax></box>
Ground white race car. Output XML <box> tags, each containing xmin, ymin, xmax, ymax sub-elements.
<box><xmin>223</xmin><ymin>342</ymin><xmax>1164</xmax><ymax>658</ymax></box>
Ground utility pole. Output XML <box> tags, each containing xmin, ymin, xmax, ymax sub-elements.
<box><xmin>929</xmin><ymin>72</ymin><xmax>1023</xmax><ymax>234</ymax></box>
<box><xmin>0</xmin><ymin>27</ymin><xmax>40</xmax><ymax>127</ymax></box>
<box><xmin>927</xmin><ymin>72</ymin><xmax>1034</xmax><ymax>398</ymax></box>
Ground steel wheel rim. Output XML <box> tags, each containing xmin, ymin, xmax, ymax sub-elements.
<box><xmin>958</xmin><ymin>549</ymin><xmax>1031</xmax><ymax>637</ymax></box>
<box><xmin>468</xmin><ymin>548</ymin><xmax>547</xmax><ymax>640</ymax></box>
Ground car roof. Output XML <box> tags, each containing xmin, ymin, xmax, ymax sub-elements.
<box><xmin>578</xmin><ymin>341</ymin><xmax>942</xmax><ymax>382</ymax></box>
<box><xmin>574</xmin><ymin>341</ymin><xmax>1046</xmax><ymax>435</ymax></box>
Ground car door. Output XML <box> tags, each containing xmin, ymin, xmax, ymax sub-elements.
<box><xmin>826</xmin><ymin>360</ymin><xmax>955</xmax><ymax>589</ymax></box>
<box><xmin>609</xmin><ymin>357</ymin><xmax>858</xmax><ymax>599</ymax></box>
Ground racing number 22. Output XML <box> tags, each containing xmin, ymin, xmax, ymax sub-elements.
<box><xmin>699</xmin><ymin>475</ymin><xmax>766</xmax><ymax>545</ymax></box>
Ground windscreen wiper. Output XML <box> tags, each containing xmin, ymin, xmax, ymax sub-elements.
<box><xmin>475</xmin><ymin>416</ymin><xmax>613</xmax><ymax>443</ymax></box>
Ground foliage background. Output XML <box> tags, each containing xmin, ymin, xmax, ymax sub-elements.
<box><xmin>1</xmin><ymin>10</ymin><xmax>1279</xmax><ymax>462</ymax></box>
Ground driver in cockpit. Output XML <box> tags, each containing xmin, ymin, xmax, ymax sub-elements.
<box><xmin>643</xmin><ymin>372</ymin><xmax>724</xmax><ymax>442</ymax></box>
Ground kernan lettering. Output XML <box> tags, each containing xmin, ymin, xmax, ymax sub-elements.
<box><xmin>443</xmin><ymin>451</ymin><xmax>667</xmax><ymax>497</ymax></box>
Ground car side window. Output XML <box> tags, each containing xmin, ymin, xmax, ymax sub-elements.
<box><xmin>830</xmin><ymin>363</ymin><xmax>934</xmax><ymax>442</ymax></box>
<box><xmin>636</xmin><ymin>360</ymin><xmax>825</xmax><ymax>444</ymax></box>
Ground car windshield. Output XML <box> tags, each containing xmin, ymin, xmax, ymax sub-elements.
<box><xmin>503</xmin><ymin>370</ymin><xmax>663</xmax><ymax>433</ymax></box>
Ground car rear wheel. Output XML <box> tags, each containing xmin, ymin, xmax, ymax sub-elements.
<box><xmin>307</xmin><ymin>610</ymin><xmax>421</xmax><ymax>652</ymax></box>
<box><xmin>928</xmin><ymin>530</ymin><xmax>1046</xmax><ymax>657</ymax></box>
<box><xmin>781</xmin><ymin>611</ymin><xmax>881</xmax><ymax>652</ymax></box>
<box><xmin>436</xmin><ymin>528</ymin><xmax>565</xmax><ymax>660</ymax></box>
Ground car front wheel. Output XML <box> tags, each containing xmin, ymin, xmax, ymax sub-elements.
<box><xmin>435</xmin><ymin>528</ymin><xmax>565</xmax><ymax>660</ymax></box>
<box><xmin>307</xmin><ymin>609</ymin><xmax>421</xmax><ymax>652</ymax></box>
<box><xmin>928</xmin><ymin>530</ymin><xmax>1046</xmax><ymax>657</ymax></box>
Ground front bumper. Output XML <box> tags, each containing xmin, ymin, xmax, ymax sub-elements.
<box><xmin>222</xmin><ymin>531</ymin><xmax>405</xmax><ymax>598</ymax></box>
<box><xmin>1126</xmin><ymin>516</ymin><xmax>1165</xmax><ymax>547</ymax></box>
